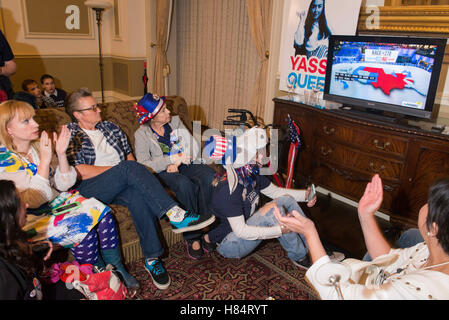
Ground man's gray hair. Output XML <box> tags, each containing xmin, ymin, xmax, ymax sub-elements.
<box><xmin>65</xmin><ymin>87</ymin><xmax>93</xmax><ymax>121</ymax></box>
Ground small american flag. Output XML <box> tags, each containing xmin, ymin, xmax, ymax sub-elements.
<box><xmin>285</xmin><ymin>114</ymin><xmax>301</xmax><ymax>188</ymax></box>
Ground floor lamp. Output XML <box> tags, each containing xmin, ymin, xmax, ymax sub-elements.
<box><xmin>85</xmin><ymin>0</ymin><xmax>113</xmax><ymax>104</ymax></box>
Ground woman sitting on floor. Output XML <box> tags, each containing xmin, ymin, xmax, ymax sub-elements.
<box><xmin>0</xmin><ymin>100</ymin><xmax>138</xmax><ymax>290</ymax></box>
<box><xmin>276</xmin><ymin>174</ymin><xmax>449</xmax><ymax>299</ymax></box>
<box><xmin>204</xmin><ymin>127</ymin><xmax>343</xmax><ymax>268</ymax></box>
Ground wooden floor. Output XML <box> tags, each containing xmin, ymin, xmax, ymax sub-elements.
<box><xmin>300</xmin><ymin>191</ymin><xmax>396</xmax><ymax>260</ymax></box>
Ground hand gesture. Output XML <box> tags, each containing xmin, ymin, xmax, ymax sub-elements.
<box><xmin>170</xmin><ymin>152</ymin><xmax>191</xmax><ymax>166</ymax></box>
<box><xmin>274</xmin><ymin>208</ymin><xmax>316</xmax><ymax>237</ymax></box>
<box><xmin>167</xmin><ymin>164</ymin><xmax>179</xmax><ymax>173</ymax></box>
<box><xmin>31</xmin><ymin>240</ymin><xmax>53</xmax><ymax>261</ymax></box>
<box><xmin>53</xmin><ymin>125</ymin><xmax>71</xmax><ymax>156</ymax></box>
<box><xmin>358</xmin><ymin>174</ymin><xmax>383</xmax><ymax>220</ymax></box>
<box><xmin>39</xmin><ymin>131</ymin><xmax>52</xmax><ymax>166</ymax></box>
<box><xmin>305</xmin><ymin>186</ymin><xmax>317</xmax><ymax>208</ymax></box>
<box><xmin>296</xmin><ymin>10</ymin><xmax>306</xmax><ymax>22</ymax></box>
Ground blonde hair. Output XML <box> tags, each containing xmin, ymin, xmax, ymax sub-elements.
<box><xmin>0</xmin><ymin>100</ymin><xmax>38</xmax><ymax>155</ymax></box>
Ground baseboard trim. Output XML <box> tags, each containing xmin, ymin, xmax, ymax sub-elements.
<box><xmin>316</xmin><ymin>186</ymin><xmax>390</xmax><ymax>222</ymax></box>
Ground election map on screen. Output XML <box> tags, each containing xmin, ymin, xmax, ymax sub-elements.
<box><xmin>328</xmin><ymin>41</ymin><xmax>438</xmax><ymax>110</ymax></box>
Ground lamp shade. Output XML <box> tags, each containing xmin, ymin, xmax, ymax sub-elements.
<box><xmin>84</xmin><ymin>0</ymin><xmax>113</xmax><ymax>9</ymax></box>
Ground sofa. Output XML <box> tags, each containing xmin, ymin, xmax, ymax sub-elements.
<box><xmin>34</xmin><ymin>96</ymin><xmax>190</xmax><ymax>264</ymax></box>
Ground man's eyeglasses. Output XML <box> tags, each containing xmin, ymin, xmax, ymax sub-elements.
<box><xmin>75</xmin><ymin>105</ymin><xmax>100</xmax><ymax>112</ymax></box>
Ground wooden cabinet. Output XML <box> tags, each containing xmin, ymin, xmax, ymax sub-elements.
<box><xmin>273</xmin><ymin>97</ymin><xmax>449</xmax><ymax>228</ymax></box>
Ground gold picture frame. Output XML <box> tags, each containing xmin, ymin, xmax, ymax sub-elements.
<box><xmin>358</xmin><ymin>5</ymin><xmax>449</xmax><ymax>35</ymax></box>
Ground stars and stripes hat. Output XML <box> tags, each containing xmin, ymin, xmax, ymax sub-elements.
<box><xmin>203</xmin><ymin>127</ymin><xmax>267</xmax><ymax>194</ymax></box>
<box><xmin>133</xmin><ymin>93</ymin><xmax>166</xmax><ymax>125</ymax></box>
<box><xmin>204</xmin><ymin>135</ymin><xmax>237</xmax><ymax>164</ymax></box>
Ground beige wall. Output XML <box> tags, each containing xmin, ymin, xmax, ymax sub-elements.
<box><xmin>1</xmin><ymin>0</ymin><xmax>147</xmax><ymax>100</ymax></box>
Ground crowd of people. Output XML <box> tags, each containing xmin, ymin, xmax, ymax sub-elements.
<box><xmin>1</xmin><ymin>26</ymin><xmax>449</xmax><ymax>301</ymax></box>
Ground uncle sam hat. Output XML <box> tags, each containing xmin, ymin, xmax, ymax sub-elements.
<box><xmin>133</xmin><ymin>93</ymin><xmax>166</xmax><ymax>125</ymax></box>
<box><xmin>204</xmin><ymin>127</ymin><xmax>267</xmax><ymax>194</ymax></box>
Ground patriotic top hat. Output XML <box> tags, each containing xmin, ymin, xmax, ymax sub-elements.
<box><xmin>133</xmin><ymin>93</ymin><xmax>166</xmax><ymax>125</ymax></box>
<box><xmin>204</xmin><ymin>127</ymin><xmax>267</xmax><ymax>194</ymax></box>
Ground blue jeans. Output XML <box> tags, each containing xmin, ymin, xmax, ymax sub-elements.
<box><xmin>76</xmin><ymin>161</ymin><xmax>178</xmax><ymax>259</ymax></box>
<box><xmin>217</xmin><ymin>195</ymin><xmax>308</xmax><ymax>262</ymax></box>
<box><xmin>157</xmin><ymin>164</ymin><xmax>216</xmax><ymax>241</ymax></box>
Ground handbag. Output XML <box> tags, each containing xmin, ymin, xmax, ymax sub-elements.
<box><xmin>72</xmin><ymin>265</ymin><xmax>127</xmax><ymax>300</ymax></box>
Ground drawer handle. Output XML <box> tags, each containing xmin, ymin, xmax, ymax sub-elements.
<box><xmin>323</xmin><ymin>126</ymin><xmax>335</xmax><ymax>135</ymax></box>
<box><xmin>320</xmin><ymin>146</ymin><xmax>333</xmax><ymax>156</ymax></box>
<box><xmin>373</xmin><ymin>139</ymin><xmax>391</xmax><ymax>150</ymax></box>
<box><xmin>369</xmin><ymin>162</ymin><xmax>386</xmax><ymax>173</ymax></box>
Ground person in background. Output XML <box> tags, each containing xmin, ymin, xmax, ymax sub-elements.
<box><xmin>276</xmin><ymin>174</ymin><xmax>449</xmax><ymax>299</ymax></box>
<box><xmin>40</xmin><ymin>74</ymin><xmax>67</xmax><ymax>108</ymax></box>
<box><xmin>0</xmin><ymin>29</ymin><xmax>16</xmax><ymax>102</ymax></box>
<box><xmin>205</xmin><ymin>127</ymin><xmax>344</xmax><ymax>268</ymax></box>
<box><xmin>22</xmin><ymin>79</ymin><xmax>56</xmax><ymax>109</ymax></box>
<box><xmin>134</xmin><ymin>93</ymin><xmax>217</xmax><ymax>260</ymax></box>
<box><xmin>293</xmin><ymin>0</ymin><xmax>332</xmax><ymax>59</ymax></box>
<box><xmin>0</xmin><ymin>99</ymin><xmax>139</xmax><ymax>291</ymax></box>
<box><xmin>64</xmin><ymin>88</ymin><xmax>215</xmax><ymax>290</ymax></box>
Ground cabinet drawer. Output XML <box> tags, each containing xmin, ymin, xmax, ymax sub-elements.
<box><xmin>314</xmin><ymin>140</ymin><xmax>404</xmax><ymax>181</ymax></box>
<box><xmin>315</xmin><ymin>119</ymin><xmax>408</xmax><ymax>158</ymax></box>
<box><xmin>312</xmin><ymin>162</ymin><xmax>397</xmax><ymax>210</ymax></box>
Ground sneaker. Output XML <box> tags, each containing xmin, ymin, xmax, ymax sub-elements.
<box><xmin>169</xmin><ymin>210</ymin><xmax>216</xmax><ymax>234</ymax></box>
<box><xmin>185</xmin><ymin>240</ymin><xmax>203</xmax><ymax>260</ymax></box>
<box><xmin>292</xmin><ymin>255</ymin><xmax>311</xmax><ymax>270</ymax></box>
<box><xmin>201</xmin><ymin>234</ymin><xmax>216</xmax><ymax>253</ymax></box>
<box><xmin>144</xmin><ymin>258</ymin><xmax>170</xmax><ymax>290</ymax></box>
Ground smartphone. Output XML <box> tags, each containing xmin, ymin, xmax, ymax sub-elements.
<box><xmin>52</xmin><ymin>202</ymin><xmax>80</xmax><ymax>216</ymax></box>
<box><xmin>307</xmin><ymin>184</ymin><xmax>316</xmax><ymax>202</ymax></box>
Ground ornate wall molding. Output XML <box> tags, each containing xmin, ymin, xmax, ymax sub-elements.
<box><xmin>358</xmin><ymin>5</ymin><xmax>449</xmax><ymax>35</ymax></box>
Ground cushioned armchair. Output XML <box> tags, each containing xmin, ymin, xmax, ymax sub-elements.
<box><xmin>34</xmin><ymin>96</ymin><xmax>189</xmax><ymax>264</ymax></box>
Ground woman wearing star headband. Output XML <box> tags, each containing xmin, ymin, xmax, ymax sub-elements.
<box><xmin>204</xmin><ymin>127</ymin><xmax>344</xmax><ymax>268</ymax></box>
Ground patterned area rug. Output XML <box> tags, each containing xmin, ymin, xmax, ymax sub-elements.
<box><xmin>127</xmin><ymin>240</ymin><xmax>319</xmax><ymax>300</ymax></box>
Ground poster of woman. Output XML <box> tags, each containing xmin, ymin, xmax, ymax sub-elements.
<box><xmin>279</xmin><ymin>0</ymin><xmax>362</xmax><ymax>96</ymax></box>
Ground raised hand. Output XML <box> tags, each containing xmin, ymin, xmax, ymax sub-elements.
<box><xmin>358</xmin><ymin>174</ymin><xmax>383</xmax><ymax>220</ymax></box>
<box><xmin>54</xmin><ymin>125</ymin><xmax>71</xmax><ymax>156</ymax></box>
<box><xmin>39</xmin><ymin>130</ymin><xmax>52</xmax><ymax>166</ymax></box>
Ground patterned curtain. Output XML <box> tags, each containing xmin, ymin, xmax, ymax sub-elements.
<box><xmin>175</xmin><ymin>0</ymin><xmax>260</xmax><ymax>130</ymax></box>
<box><xmin>154</xmin><ymin>0</ymin><xmax>173</xmax><ymax>96</ymax></box>
<box><xmin>246</xmin><ymin>0</ymin><xmax>273</xmax><ymax>123</ymax></box>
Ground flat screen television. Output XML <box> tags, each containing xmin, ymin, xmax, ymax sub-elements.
<box><xmin>323</xmin><ymin>35</ymin><xmax>447</xmax><ymax>121</ymax></box>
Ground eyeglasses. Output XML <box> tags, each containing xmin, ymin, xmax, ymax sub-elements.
<box><xmin>75</xmin><ymin>105</ymin><xmax>100</xmax><ymax>112</ymax></box>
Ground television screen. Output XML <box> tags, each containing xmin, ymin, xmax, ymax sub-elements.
<box><xmin>323</xmin><ymin>35</ymin><xmax>446</xmax><ymax>120</ymax></box>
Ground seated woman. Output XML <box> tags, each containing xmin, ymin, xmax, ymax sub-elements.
<box><xmin>0</xmin><ymin>179</ymin><xmax>85</xmax><ymax>300</ymax></box>
<box><xmin>276</xmin><ymin>174</ymin><xmax>449</xmax><ymax>299</ymax></box>
<box><xmin>203</xmin><ymin>127</ymin><xmax>341</xmax><ymax>268</ymax></box>
<box><xmin>0</xmin><ymin>100</ymin><xmax>138</xmax><ymax>290</ymax></box>
<box><xmin>134</xmin><ymin>93</ymin><xmax>216</xmax><ymax>259</ymax></box>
